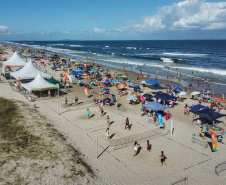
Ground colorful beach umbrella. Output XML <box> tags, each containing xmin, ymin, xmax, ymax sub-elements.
<box><xmin>131</xmin><ymin>92</ymin><xmax>137</xmax><ymax>96</ymax></box>
<box><xmin>104</xmin><ymin>80</ymin><xmax>111</xmax><ymax>84</ymax></box>
<box><xmin>206</xmin><ymin>126</ymin><xmax>226</xmax><ymax>136</ymax></box>
<box><xmin>117</xmin><ymin>74</ymin><xmax>122</xmax><ymax>77</ymax></box>
<box><xmin>139</xmin><ymin>74</ymin><xmax>144</xmax><ymax>78</ymax></box>
<box><xmin>116</xmin><ymin>82</ymin><xmax>127</xmax><ymax>89</ymax></box>
<box><xmin>121</xmin><ymin>75</ymin><xmax>128</xmax><ymax>78</ymax></box>
<box><xmin>101</xmin><ymin>77</ymin><xmax>108</xmax><ymax>82</ymax></box>
<box><xmin>103</xmin><ymin>85</ymin><xmax>108</xmax><ymax>88</ymax></box>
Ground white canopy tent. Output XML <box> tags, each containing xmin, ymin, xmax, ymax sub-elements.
<box><xmin>11</xmin><ymin>60</ymin><xmax>52</xmax><ymax>80</ymax></box>
<box><xmin>21</xmin><ymin>73</ymin><xmax>58</xmax><ymax>91</ymax></box>
<box><xmin>3</xmin><ymin>51</ymin><xmax>27</xmax><ymax>67</ymax></box>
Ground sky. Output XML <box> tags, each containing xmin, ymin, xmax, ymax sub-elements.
<box><xmin>0</xmin><ymin>0</ymin><xmax>226</xmax><ymax>40</ymax></box>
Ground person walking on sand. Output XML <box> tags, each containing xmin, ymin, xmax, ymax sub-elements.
<box><xmin>106</xmin><ymin>115</ymin><xmax>110</xmax><ymax>122</ymax></box>
<box><xmin>105</xmin><ymin>128</ymin><xmax>110</xmax><ymax>140</ymax></box>
<box><xmin>75</xmin><ymin>96</ymin><xmax>78</xmax><ymax>105</ymax></box>
<box><xmin>86</xmin><ymin>109</ymin><xmax>90</xmax><ymax>119</ymax></box>
<box><xmin>147</xmin><ymin>140</ymin><xmax>151</xmax><ymax>152</ymax></box>
<box><xmin>125</xmin><ymin>117</ymin><xmax>130</xmax><ymax>130</ymax></box>
<box><xmin>65</xmin><ymin>97</ymin><xmax>68</xmax><ymax>105</ymax></box>
<box><xmin>160</xmin><ymin>151</ymin><xmax>167</xmax><ymax>166</ymax></box>
<box><xmin>133</xmin><ymin>141</ymin><xmax>140</xmax><ymax>156</ymax></box>
<box><xmin>99</xmin><ymin>106</ymin><xmax>104</xmax><ymax>116</ymax></box>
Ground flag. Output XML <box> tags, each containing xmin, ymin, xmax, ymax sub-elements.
<box><xmin>211</xmin><ymin>132</ymin><xmax>218</xmax><ymax>152</ymax></box>
<box><xmin>83</xmin><ymin>86</ymin><xmax>88</xmax><ymax>96</ymax></box>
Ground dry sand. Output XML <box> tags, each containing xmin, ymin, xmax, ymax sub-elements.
<box><xmin>1</xmin><ymin>45</ymin><xmax>226</xmax><ymax>185</ymax></box>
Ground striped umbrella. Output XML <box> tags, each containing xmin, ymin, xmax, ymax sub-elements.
<box><xmin>206</xmin><ymin>126</ymin><xmax>226</xmax><ymax>136</ymax></box>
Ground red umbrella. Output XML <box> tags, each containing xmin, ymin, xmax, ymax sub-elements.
<box><xmin>124</xmin><ymin>72</ymin><xmax>129</xmax><ymax>76</ymax></box>
<box><xmin>103</xmin><ymin>85</ymin><xmax>108</xmax><ymax>88</ymax></box>
<box><xmin>139</xmin><ymin>75</ymin><xmax>144</xmax><ymax>78</ymax></box>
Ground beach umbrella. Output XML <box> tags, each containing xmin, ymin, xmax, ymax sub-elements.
<box><xmin>133</xmin><ymin>85</ymin><xmax>140</xmax><ymax>89</ymax></box>
<box><xmin>214</xmin><ymin>98</ymin><xmax>226</xmax><ymax>103</ymax></box>
<box><xmin>127</xmin><ymin>96</ymin><xmax>138</xmax><ymax>100</ymax></box>
<box><xmin>191</xmin><ymin>91</ymin><xmax>200</xmax><ymax>95</ymax></box>
<box><xmin>173</xmin><ymin>86</ymin><xmax>182</xmax><ymax>91</ymax></box>
<box><xmin>103</xmin><ymin>98</ymin><xmax>111</xmax><ymax>103</ymax></box>
<box><xmin>96</xmin><ymin>74</ymin><xmax>102</xmax><ymax>78</ymax></box>
<box><xmin>104</xmin><ymin>80</ymin><xmax>111</xmax><ymax>84</ymax></box>
<box><xmin>131</xmin><ymin>92</ymin><xmax>137</xmax><ymax>96</ymax></box>
<box><xmin>178</xmin><ymin>91</ymin><xmax>187</xmax><ymax>96</ymax></box>
<box><xmin>139</xmin><ymin>74</ymin><xmax>144</xmax><ymax>78</ymax></box>
<box><xmin>91</xmin><ymin>68</ymin><xmax>96</xmax><ymax>71</ymax></box>
<box><xmin>103</xmin><ymin>85</ymin><xmax>108</xmax><ymax>88</ymax></box>
<box><xmin>83</xmin><ymin>84</ymin><xmax>89</xmax><ymax>87</ymax></box>
<box><xmin>117</xmin><ymin>74</ymin><xmax>122</xmax><ymax>77</ymax></box>
<box><xmin>102</xmin><ymin>88</ymin><xmax>109</xmax><ymax>93</ymax></box>
<box><xmin>116</xmin><ymin>82</ymin><xmax>127</xmax><ymax>89</ymax></box>
<box><xmin>165</xmin><ymin>84</ymin><xmax>171</xmax><ymax>87</ymax></box>
<box><xmin>143</xmin><ymin>93</ymin><xmax>153</xmax><ymax>99</ymax></box>
<box><xmin>86</xmin><ymin>75</ymin><xmax>91</xmax><ymax>78</ymax></box>
<box><xmin>121</xmin><ymin>75</ymin><xmax>128</xmax><ymax>78</ymax></box>
<box><xmin>124</xmin><ymin>72</ymin><xmax>129</xmax><ymax>76</ymax></box>
<box><xmin>206</xmin><ymin>126</ymin><xmax>226</xmax><ymax>136</ymax></box>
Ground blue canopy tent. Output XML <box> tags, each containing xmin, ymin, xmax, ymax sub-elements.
<box><xmin>189</xmin><ymin>104</ymin><xmax>209</xmax><ymax>112</ymax></box>
<box><xmin>149</xmin><ymin>84</ymin><xmax>166</xmax><ymax>90</ymax></box>
<box><xmin>143</xmin><ymin>102</ymin><xmax>170</xmax><ymax>111</ymax></box>
<box><xmin>143</xmin><ymin>93</ymin><xmax>153</xmax><ymax>99</ymax></box>
<box><xmin>103</xmin><ymin>98</ymin><xmax>111</xmax><ymax>103</ymax></box>
<box><xmin>145</xmin><ymin>79</ymin><xmax>162</xmax><ymax>84</ymax></box>
<box><xmin>154</xmin><ymin>92</ymin><xmax>177</xmax><ymax>101</ymax></box>
<box><xmin>193</xmin><ymin>109</ymin><xmax>226</xmax><ymax>125</ymax></box>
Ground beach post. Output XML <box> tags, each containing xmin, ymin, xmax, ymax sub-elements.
<box><xmin>97</xmin><ymin>137</ymin><xmax>98</xmax><ymax>158</ymax></box>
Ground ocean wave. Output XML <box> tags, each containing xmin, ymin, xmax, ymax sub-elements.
<box><xmin>170</xmin><ymin>66</ymin><xmax>226</xmax><ymax>76</ymax></box>
<box><xmin>56</xmin><ymin>44</ymin><xmax>64</xmax><ymax>46</ymax></box>
<box><xmin>163</xmin><ymin>52</ymin><xmax>208</xmax><ymax>57</ymax></box>
<box><xmin>70</xmin><ymin>45</ymin><xmax>83</xmax><ymax>47</ymax></box>
<box><xmin>161</xmin><ymin>58</ymin><xmax>173</xmax><ymax>63</ymax></box>
<box><xmin>105</xmin><ymin>46</ymin><xmax>109</xmax><ymax>47</ymax></box>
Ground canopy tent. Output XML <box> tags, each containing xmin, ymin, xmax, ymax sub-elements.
<box><xmin>3</xmin><ymin>52</ymin><xmax>27</xmax><ymax>67</ymax></box>
<box><xmin>143</xmin><ymin>93</ymin><xmax>153</xmax><ymax>99</ymax></box>
<box><xmin>145</xmin><ymin>79</ymin><xmax>162</xmax><ymax>84</ymax></box>
<box><xmin>11</xmin><ymin>60</ymin><xmax>52</xmax><ymax>80</ymax></box>
<box><xmin>143</xmin><ymin>102</ymin><xmax>170</xmax><ymax>111</ymax></box>
<box><xmin>194</xmin><ymin>109</ymin><xmax>226</xmax><ymax>124</ymax></box>
<box><xmin>149</xmin><ymin>84</ymin><xmax>166</xmax><ymax>90</ymax></box>
<box><xmin>21</xmin><ymin>73</ymin><xmax>58</xmax><ymax>91</ymax></box>
<box><xmin>189</xmin><ymin>104</ymin><xmax>209</xmax><ymax>111</ymax></box>
<box><xmin>154</xmin><ymin>92</ymin><xmax>177</xmax><ymax>101</ymax></box>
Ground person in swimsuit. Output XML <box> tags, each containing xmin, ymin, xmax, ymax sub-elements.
<box><xmin>133</xmin><ymin>141</ymin><xmax>140</xmax><ymax>156</ymax></box>
<box><xmin>125</xmin><ymin>117</ymin><xmax>130</xmax><ymax>130</ymax></box>
<box><xmin>75</xmin><ymin>96</ymin><xmax>78</xmax><ymax>105</ymax></box>
<box><xmin>99</xmin><ymin>107</ymin><xmax>104</xmax><ymax>116</ymax></box>
<box><xmin>86</xmin><ymin>109</ymin><xmax>90</xmax><ymax>119</ymax></box>
<box><xmin>160</xmin><ymin>151</ymin><xmax>167</xmax><ymax>166</ymax></box>
<box><xmin>106</xmin><ymin>115</ymin><xmax>110</xmax><ymax>122</ymax></box>
<box><xmin>65</xmin><ymin>97</ymin><xmax>68</xmax><ymax>105</ymax></box>
<box><xmin>105</xmin><ymin>128</ymin><xmax>109</xmax><ymax>140</ymax></box>
<box><xmin>147</xmin><ymin>140</ymin><xmax>151</xmax><ymax>152</ymax></box>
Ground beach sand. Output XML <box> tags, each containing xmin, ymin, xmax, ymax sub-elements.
<box><xmin>1</xmin><ymin>45</ymin><xmax>226</xmax><ymax>184</ymax></box>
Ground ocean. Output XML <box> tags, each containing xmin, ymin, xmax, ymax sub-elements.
<box><xmin>7</xmin><ymin>40</ymin><xmax>226</xmax><ymax>94</ymax></box>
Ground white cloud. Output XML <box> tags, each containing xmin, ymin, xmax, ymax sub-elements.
<box><xmin>0</xmin><ymin>25</ymin><xmax>9</xmax><ymax>32</ymax></box>
<box><xmin>132</xmin><ymin>0</ymin><xmax>226</xmax><ymax>31</ymax></box>
<box><xmin>93</xmin><ymin>28</ymin><xmax>106</xmax><ymax>33</ymax></box>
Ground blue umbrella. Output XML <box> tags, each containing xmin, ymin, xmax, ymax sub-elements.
<box><xmin>104</xmin><ymin>80</ymin><xmax>111</xmax><ymax>84</ymax></box>
<box><xmin>57</xmin><ymin>65</ymin><xmax>62</xmax><ymax>69</ymax></box>
<box><xmin>84</xmin><ymin>84</ymin><xmax>89</xmax><ymax>87</ymax></box>
<box><xmin>145</xmin><ymin>79</ymin><xmax>162</xmax><ymax>84</ymax></box>
<box><xmin>173</xmin><ymin>86</ymin><xmax>182</xmax><ymax>91</ymax></box>
<box><xmin>133</xmin><ymin>85</ymin><xmax>140</xmax><ymax>89</ymax></box>
<box><xmin>165</xmin><ymin>84</ymin><xmax>171</xmax><ymax>87</ymax></box>
<box><xmin>104</xmin><ymin>98</ymin><xmax>111</xmax><ymax>102</ymax></box>
<box><xmin>102</xmin><ymin>89</ymin><xmax>109</xmax><ymax>93</ymax></box>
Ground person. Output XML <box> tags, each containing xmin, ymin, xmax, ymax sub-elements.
<box><xmin>184</xmin><ymin>104</ymin><xmax>189</xmax><ymax>116</ymax></box>
<box><xmin>107</xmin><ymin>120</ymin><xmax>110</xmax><ymax>128</ymax></box>
<box><xmin>169</xmin><ymin>100</ymin><xmax>174</xmax><ymax>108</ymax></box>
<box><xmin>125</xmin><ymin>117</ymin><xmax>130</xmax><ymax>130</ymax></box>
<box><xmin>200</xmin><ymin>122</ymin><xmax>204</xmax><ymax>132</ymax></box>
<box><xmin>222</xmin><ymin>93</ymin><xmax>225</xmax><ymax>99</ymax></box>
<box><xmin>75</xmin><ymin>96</ymin><xmax>78</xmax><ymax>105</ymax></box>
<box><xmin>65</xmin><ymin>97</ymin><xmax>68</xmax><ymax>105</ymax></box>
<box><xmin>106</xmin><ymin>115</ymin><xmax>110</xmax><ymax>122</ymax></box>
<box><xmin>99</xmin><ymin>107</ymin><xmax>104</xmax><ymax>116</ymax></box>
<box><xmin>141</xmin><ymin>106</ymin><xmax>144</xmax><ymax>117</ymax></box>
<box><xmin>133</xmin><ymin>141</ymin><xmax>140</xmax><ymax>156</ymax></box>
<box><xmin>196</xmin><ymin>118</ymin><xmax>201</xmax><ymax>125</ymax></box>
<box><xmin>29</xmin><ymin>95</ymin><xmax>33</xmax><ymax>102</ymax></box>
<box><xmin>48</xmin><ymin>90</ymin><xmax>51</xmax><ymax>98</ymax></box>
<box><xmin>86</xmin><ymin>109</ymin><xmax>90</xmax><ymax>119</ymax></box>
<box><xmin>105</xmin><ymin>128</ymin><xmax>110</xmax><ymax>140</ymax></box>
<box><xmin>165</xmin><ymin>110</ymin><xmax>170</xmax><ymax>120</ymax></box>
<box><xmin>147</xmin><ymin>140</ymin><xmax>151</xmax><ymax>152</ymax></box>
<box><xmin>160</xmin><ymin>151</ymin><xmax>167</xmax><ymax>166</ymax></box>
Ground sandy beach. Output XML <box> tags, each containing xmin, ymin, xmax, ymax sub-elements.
<box><xmin>1</xmin><ymin>44</ymin><xmax>226</xmax><ymax>185</ymax></box>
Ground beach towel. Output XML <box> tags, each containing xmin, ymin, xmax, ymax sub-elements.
<box><xmin>157</xmin><ymin>113</ymin><xmax>164</xmax><ymax>127</ymax></box>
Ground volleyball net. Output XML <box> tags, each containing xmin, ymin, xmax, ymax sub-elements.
<box><xmin>109</xmin><ymin>124</ymin><xmax>169</xmax><ymax>150</ymax></box>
